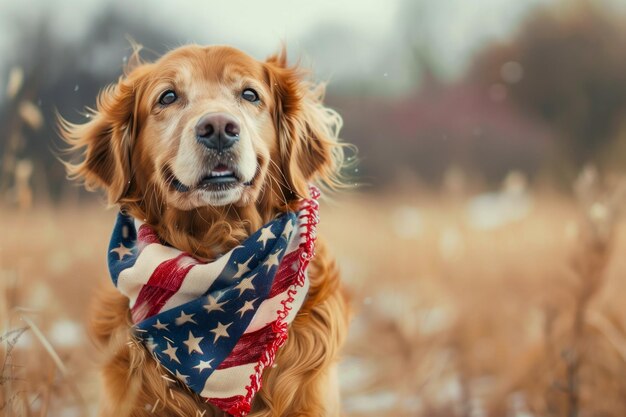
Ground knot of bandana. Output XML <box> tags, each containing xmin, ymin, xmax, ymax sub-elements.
<box><xmin>107</xmin><ymin>187</ymin><xmax>320</xmax><ymax>416</ymax></box>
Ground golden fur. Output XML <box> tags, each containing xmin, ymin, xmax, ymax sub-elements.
<box><xmin>60</xmin><ymin>44</ymin><xmax>350</xmax><ymax>416</ymax></box>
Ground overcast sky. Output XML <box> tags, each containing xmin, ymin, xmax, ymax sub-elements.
<box><xmin>0</xmin><ymin>0</ymin><xmax>399</xmax><ymax>61</ymax></box>
<box><xmin>1</xmin><ymin>0</ymin><xmax>625</xmax><ymax>93</ymax></box>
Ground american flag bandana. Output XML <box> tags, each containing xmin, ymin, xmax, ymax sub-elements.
<box><xmin>107</xmin><ymin>188</ymin><xmax>320</xmax><ymax>416</ymax></box>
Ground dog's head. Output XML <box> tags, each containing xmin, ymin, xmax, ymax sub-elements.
<box><xmin>61</xmin><ymin>45</ymin><xmax>345</xmax><ymax>217</ymax></box>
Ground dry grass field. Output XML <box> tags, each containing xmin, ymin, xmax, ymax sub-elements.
<box><xmin>3</xmin><ymin>1</ymin><xmax>626</xmax><ymax>416</ymax></box>
<box><xmin>3</xmin><ymin>169</ymin><xmax>626</xmax><ymax>417</ymax></box>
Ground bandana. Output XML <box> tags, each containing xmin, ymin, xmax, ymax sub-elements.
<box><xmin>107</xmin><ymin>188</ymin><xmax>320</xmax><ymax>416</ymax></box>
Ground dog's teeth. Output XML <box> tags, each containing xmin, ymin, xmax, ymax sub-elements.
<box><xmin>210</xmin><ymin>170</ymin><xmax>234</xmax><ymax>177</ymax></box>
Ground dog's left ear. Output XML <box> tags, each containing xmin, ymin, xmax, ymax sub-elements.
<box><xmin>265</xmin><ymin>49</ymin><xmax>345</xmax><ymax>199</ymax></box>
<box><xmin>59</xmin><ymin>57</ymin><xmax>151</xmax><ymax>205</ymax></box>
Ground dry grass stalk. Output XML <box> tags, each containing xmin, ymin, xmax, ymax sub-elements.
<box><xmin>484</xmin><ymin>167</ymin><xmax>626</xmax><ymax>417</ymax></box>
<box><xmin>0</xmin><ymin>267</ymin><xmax>88</xmax><ymax>416</ymax></box>
<box><xmin>5</xmin><ymin>67</ymin><xmax>24</xmax><ymax>100</ymax></box>
<box><xmin>1</xmin><ymin>67</ymin><xmax>37</xmax><ymax>209</ymax></box>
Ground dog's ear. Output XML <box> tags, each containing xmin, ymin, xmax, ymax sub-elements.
<box><xmin>264</xmin><ymin>49</ymin><xmax>345</xmax><ymax>199</ymax></box>
<box><xmin>59</xmin><ymin>60</ymin><xmax>151</xmax><ymax>204</ymax></box>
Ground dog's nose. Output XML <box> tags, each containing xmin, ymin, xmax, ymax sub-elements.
<box><xmin>195</xmin><ymin>112</ymin><xmax>240</xmax><ymax>152</ymax></box>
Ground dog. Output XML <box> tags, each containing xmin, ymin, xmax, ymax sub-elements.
<box><xmin>60</xmin><ymin>44</ymin><xmax>350</xmax><ymax>417</ymax></box>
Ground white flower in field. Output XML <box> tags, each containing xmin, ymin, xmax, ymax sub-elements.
<box><xmin>436</xmin><ymin>374</ymin><xmax>463</xmax><ymax>404</ymax></box>
<box><xmin>417</xmin><ymin>306</ymin><xmax>453</xmax><ymax>335</ymax></box>
<box><xmin>466</xmin><ymin>171</ymin><xmax>532</xmax><ymax>230</ymax></box>
<box><xmin>338</xmin><ymin>357</ymin><xmax>377</xmax><ymax>392</ymax></box>
<box><xmin>439</xmin><ymin>226</ymin><xmax>464</xmax><ymax>260</ymax></box>
<box><xmin>391</xmin><ymin>205</ymin><xmax>423</xmax><ymax>239</ymax></box>
<box><xmin>509</xmin><ymin>391</ymin><xmax>534</xmax><ymax>417</ymax></box>
<box><xmin>27</xmin><ymin>281</ymin><xmax>56</xmax><ymax>309</ymax></box>
<box><xmin>49</xmin><ymin>319</ymin><xmax>83</xmax><ymax>347</ymax></box>
<box><xmin>59</xmin><ymin>406</ymin><xmax>81</xmax><ymax>417</ymax></box>
<box><xmin>589</xmin><ymin>202</ymin><xmax>608</xmax><ymax>222</ymax></box>
<box><xmin>343</xmin><ymin>390</ymin><xmax>398</xmax><ymax>413</ymax></box>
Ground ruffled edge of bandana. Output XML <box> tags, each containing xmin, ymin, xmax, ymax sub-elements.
<box><xmin>209</xmin><ymin>187</ymin><xmax>320</xmax><ymax>417</ymax></box>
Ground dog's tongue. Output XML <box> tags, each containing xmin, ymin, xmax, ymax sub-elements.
<box><xmin>213</xmin><ymin>164</ymin><xmax>229</xmax><ymax>172</ymax></box>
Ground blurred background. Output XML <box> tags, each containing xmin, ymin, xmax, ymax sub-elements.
<box><xmin>4</xmin><ymin>0</ymin><xmax>626</xmax><ymax>416</ymax></box>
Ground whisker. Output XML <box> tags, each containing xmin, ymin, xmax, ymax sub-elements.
<box><xmin>267</xmin><ymin>160</ymin><xmax>290</xmax><ymax>207</ymax></box>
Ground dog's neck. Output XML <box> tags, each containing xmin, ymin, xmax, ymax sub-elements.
<box><xmin>163</xmin><ymin>204</ymin><xmax>264</xmax><ymax>259</ymax></box>
<box><xmin>122</xmin><ymin>189</ymin><xmax>297</xmax><ymax>260</ymax></box>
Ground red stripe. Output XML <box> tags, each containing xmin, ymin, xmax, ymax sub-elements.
<box><xmin>216</xmin><ymin>325</ymin><xmax>275</xmax><ymax>370</ymax></box>
<box><xmin>206</xmin><ymin>395</ymin><xmax>249</xmax><ymax>417</ymax></box>
<box><xmin>131</xmin><ymin>253</ymin><xmax>197</xmax><ymax>322</ymax></box>
<box><xmin>138</xmin><ymin>224</ymin><xmax>160</xmax><ymax>245</ymax></box>
<box><xmin>268</xmin><ymin>249</ymin><xmax>302</xmax><ymax>298</ymax></box>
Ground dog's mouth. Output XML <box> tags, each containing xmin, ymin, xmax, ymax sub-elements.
<box><xmin>167</xmin><ymin>164</ymin><xmax>253</xmax><ymax>193</ymax></box>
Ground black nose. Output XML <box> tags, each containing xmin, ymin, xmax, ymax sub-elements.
<box><xmin>195</xmin><ymin>112</ymin><xmax>240</xmax><ymax>152</ymax></box>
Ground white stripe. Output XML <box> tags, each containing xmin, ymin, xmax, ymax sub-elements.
<box><xmin>244</xmin><ymin>273</ymin><xmax>309</xmax><ymax>333</ymax></box>
<box><xmin>200</xmin><ymin>363</ymin><xmax>257</xmax><ymax>399</ymax></box>
<box><xmin>284</xmin><ymin>222</ymin><xmax>307</xmax><ymax>255</ymax></box>
<box><xmin>160</xmin><ymin>252</ymin><xmax>233</xmax><ymax>311</ymax></box>
<box><xmin>161</xmin><ymin>218</ymin><xmax>307</xmax><ymax>314</ymax></box>
<box><xmin>122</xmin><ymin>214</ymin><xmax>310</xmax><ymax>316</ymax></box>
<box><xmin>117</xmin><ymin>243</ymin><xmax>183</xmax><ymax>306</ymax></box>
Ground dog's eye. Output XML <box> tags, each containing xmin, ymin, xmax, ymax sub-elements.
<box><xmin>159</xmin><ymin>90</ymin><xmax>177</xmax><ymax>106</ymax></box>
<box><xmin>241</xmin><ymin>88</ymin><xmax>260</xmax><ymax>103</ymax></box>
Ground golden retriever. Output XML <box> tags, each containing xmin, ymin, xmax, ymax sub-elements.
<box><xmin>60</xmin><ymin>44</ymin><xmax>350</xmax><ymax>417</ymax></box>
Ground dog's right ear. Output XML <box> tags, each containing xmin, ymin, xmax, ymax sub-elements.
<box><xmin>59</xmin><ymin>62</ymin><xmax>150</xmax><ymax>204</ymax></box>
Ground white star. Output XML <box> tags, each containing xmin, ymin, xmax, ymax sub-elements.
<box><xmin>210</xmin><ymin>321</ymin><xmax>232</xmax><ymax>343</ymax></box>
<box><xmin>265</xmin><ymin>250</ymin><xmax>282</xmax><ymax>271</ymax></box>
<box><xmin>153</xmin><ymin>319</ymin><xmax>169</xmax><ymax>331</ymax></box>
<box><xmin>146</xmin><ymin>337</ymin><xmax>158</xmax><ymax>353</ymax></box>
<box><xmin>110</xmin><ymin>243</ymin><xmax>133</xmax><ymax>260</ymax></box>
<box><xmin>175</xmin><ymin>370</ymin><xmax>189</xmax><ymax>383</ymax></box>
<box><xmin>183</xmin><ymin>331</ymin><xmax>204</xmax><ymax>355</ymax></box>
<box><xmin>203</xmin><ymin>294</ymin><xmax>227</xmax><ymax>314</ymax></box>
<box><xmin>175</xmin><ymin>311</ymin><xmax>197</xmax><ymax>326</ymax></box>
<box><xmin>193</xmin><ymin>359</ymin><xmax>214</xmax><ymax>373</ymax></box>
<box><xmin>236</xmin><ymin>298</ymin><xmax>258</xmax><ymax>318</ymax></box>
<box><xmin>233</xmin><ymin>256</ymin><xmax>254</xmax><ymax>279</ymax></box>
<box><xmin>162</xmin><ymin>342</ymin><xmax>180</xmax><ymax>364</ymax></box>
<box><xmin>257</xmin><ymin>226</ymin><xmax>276</xmax><ymax>249</ymax></box>
<box><xmin>234</xmin><ymin>275</ymin><xmax>256</xmax><ymax>296</ymax></box>
<box><xmin>282</xmin><ymin>220</ymin><xmax>295</xmax><ymax>238</ymax></box>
